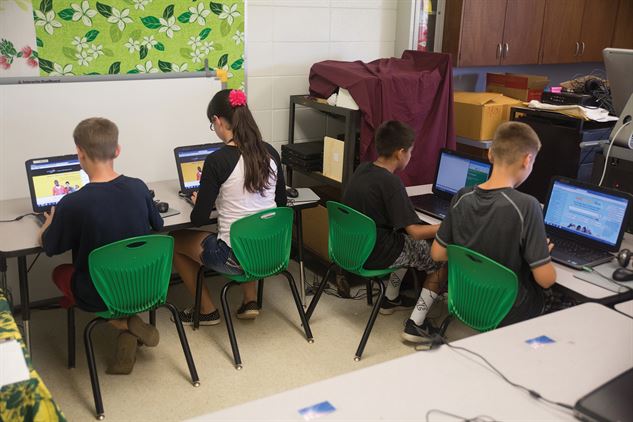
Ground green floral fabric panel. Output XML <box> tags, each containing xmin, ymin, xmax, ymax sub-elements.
<box><xmin>31</xmin><ymin>0</ymin><xmax>244</xmax><ymax>88</ymax></box>
<box><xmin>0</xmin><ymin>294</ymin><xmax>66</xmax><ymax>422</ymax></box>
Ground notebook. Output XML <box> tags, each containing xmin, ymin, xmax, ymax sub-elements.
<box><xmin>410</xmin><ymin>149</ymin><xmax>492</xmax><ymax>220</ymax></box>
<box><xmin>173</xmin><ymin>143</ymin><xmax>223</xmax><ymax>196</ymax></box>
<box><xmin>25</xmin><ymin>154</ymin><xmax>89</xmax><ymax>213</ymax></box>
<box><xmin>574</xmin><ymin>367</ymin><xmax>633</xmax><ymax>422</ymax></box>
<box><xmin>543</xmin><ymin>176</ymin><xmax>632</xmax><ymax>269</ymax></box>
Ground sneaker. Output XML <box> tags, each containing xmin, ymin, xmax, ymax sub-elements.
<box><xmin>172</xmin><ymin>307</ymin><xmax>221</xmax><ymax>326</ymax></box>
<box><xmin>236</xmin><ymin>301</ymin><xmax>260</xmax><ymax>320</ymax></box>
<box><xmin>379</xmin><ymin>295</ymin><xmax>417</xmax><ymax>315</ymax></box>
<box><xmin>401</xmin><ymin>319</ymin><xmax>432</xmax><ymax>343</ymax></box>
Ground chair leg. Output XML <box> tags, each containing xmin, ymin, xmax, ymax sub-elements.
<box><xmin>149</xmin><ymin>309</ymin><xmax>156</xmax><ymax>327</ymax></box>
<box><xmin>161</xmin><ymin>303</ymin><xmax>200</xmax><ymax>386</ymax></box>
<box><xmin>366</xmin><ymin>279</ymin><xmax>373</xmax><ymax>306</ymax></box>
<box><xmin>67</xmin><ymin>307</ymin><xmax>76</xmax><ymax>369</ymax></box>
<box><xmin>83</xmin><ymin>318</ymin><xmax>107</xmax><ymax>420</ymax></box>
<box><xmin>257</xmin><ymin>279</ymin><xmax>264</xmax><ymax>309</ymax></box>
<box><xmin>305</xmin><ymin>263</ymin><xmax>335</xmax><ymax>322</ymax></box>
<box><xmin>355</xmin><ymin>278</ymin><xmax>385</xmax><ymax>362</ymax></box>
<box><xmin>220</xmin><ymin>281</ymin><xmax>242</xmax><ymax>369</ymax></box>
<box><xmin>281</xmin><ymin>271</ymin><xmax>314</xmax><ymax>343</ymax></box>
<box><xmin>439</xmin><ymin>315</ymin><xmax>453</xmax><ymax>338</ymax></box>
<box><xmin>193</xmin><ymin>267</ymin><xmax>204</xmax><ymax>330</ymax></box>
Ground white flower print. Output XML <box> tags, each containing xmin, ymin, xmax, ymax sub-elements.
<box><xmin>142</xmin><ymin>35</ymin><xmax>158</xmax><ymax>49</ymax></box>
<box><xmin>201</xmin><ymin>41</ymin><xmax>214</xmax><ymax>55</ymax></box>
<box><xmin>188</xmin><ymin>2</ymin><xmax>210</xmax><ymax>25</ymax></box>
<box><xmin>158</xmin><ymin>16</ymin><xmax>181</xmax><ymax>38</ymax></box>
<box><xmin>221</xmin><ymin>64</ymin><xmax>234</xmax><ymax>79</ymax></box>
<box><xmin>49</xmin><ymin>63</ymin><xmax>74</xmax><ymax>76</ymax></box>
<box><xmin>172</xmin><ymin>63</ymin><xmax>188</xmax><ymax>72</ymax></box>
<box><xmin>34</xmin><ymin>10</ymin><xmax>62</xmax><ymax>35</ymax></box>
<box><xmin>107</xmin><ymin>7</ymin><xmax>133</xmax><ymax>31</ymax></box>
<box><xmin>187</xmin><ymin>36</ymin><xmax>202</xmax><ymax>49</ymax></box>
<box><xmin>232</xmin><ymin>30</ymin><xmax>244</xmax><ymax>45</ymax></box>
<box><xmin>218</xmin><ymin>3</ymin><xmax>240</xmax><ymax>26</ymax></box>
<box><xmin>132</xmin><ymin>0</ymin><xmax>150</xmax><ymax>10</ymax></box>
<box><xmin>70</xmin><ymin>1</ymin><xmax>97</xmax><ymax>26</ymax></box>
<box><xmin>190</xmin><ymin>49</ymin><xmax>204</xmax><ymax>64</ymax></box>
<box><xmin>88</xmin><ymin>44</ymin><xmax>103</xmax><ymax>59</ymax></box>
<box><xmin>72</xmin><ymin>36</ymin><xmax>89</xmax><ymax>51</ymax></box>
<box><xmin>124</xmin><ymin>38</ymin><xmax>140</xmax><ymax>53</ymax></box>
<box><xmin>76</xmin><ymin>50</ymin><xmax>93</xmax><ymax>66</ymax></box>
<box><xmin>136</xmin><ymin>60</ymin><xmax>159</xmax><ymax>73</ymax></box>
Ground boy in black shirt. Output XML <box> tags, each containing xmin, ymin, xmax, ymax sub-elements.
<box><xmin>427</xmin><ymin>121</ymin><xmax>557</xmax><ymax>338</ymax></box>
<box><xmin>40</xmin><ymin>117</ymin><xmax>164</xmax><ymax>374</ymax></box>
<box><xmin>343</xmin><ymin>121</ymin><xmax>445</xmax><ymax>339</ymax></box>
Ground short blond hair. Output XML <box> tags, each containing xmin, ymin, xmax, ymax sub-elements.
<box><xmin>491</xmin><ymin>121</ymin><xmax>541</xmax><ymax>165</ymax></box>
<box><xmin>73</xmin><ymin>117</ymin><xmax>118</xmax><ymax>161</ymax></box>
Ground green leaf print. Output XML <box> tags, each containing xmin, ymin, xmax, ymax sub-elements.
<box><xmin>59</xmin><ymin>8</ymin><xmax>74</xmax><ymax>21</ymax></box>
<box><xmin>62</xmin><ymin>47</ymin><xmax>75</xmax><ymax>60</ymax></box>
<box><xmin>39</xmin><ymin>0</ymin><xmax>52</xmax><ymax>13</ymax></box>
<box><xmin>230</xmin><ymin>57</ymin><xmax>243</xmax><ymax>70</ymax></box>
<box><xmin>177</xmin><ymin>11</ymin><xmax>191</xmax><ymax>23</ymax></box>
<box><xmin>96</xmin><ymin>2</ymin><xmax>113</xmax><ymax>18</ymax></box>
<box><xmin>163</xmin><ymin>4</ymin><xmax>174</xmax><ymax>20</ymax></box>
<box><xmin>38</xmin><ymin>58</ymin><xmax>54</xmax><ymax>73</ymax></box>
<box><xmin>179</xmin><ymin>48</ymin><xmax>190</xmax><ymax>59</ymax></box>
<box><xmin>85</xmin><ymin>72</ymin><xmax>100</xmax><ymax>75</ymax></box>
<box><xmin>139</xmin><ymin>45</ymin><xmax>148</xmax><ymax>59</ymax></box>
<box><xmin>103</xmin><ymin>48</ymin><xmax>114</xmax><ymax>57</ymax></box>
<box><xmin>127</xmin><ymin>68</ymin><xmax>140</xmax><ymax>74</ymax></box>
<box><xmin>199</xmin><ymin>28</ymin><xmax>211</xmax><ymax>40</ymax></box>
<box><xmin>209</xmin><ymin>2</ymin><xmax>223</xmax><ymax>15</ymax></box>
<box><xmin>109</xmin><ymin>25</ymin><xmax>122</xmax><ymax>42</ymax></box>
<box><xmin>155</xmin><ymin>42</ymin><xmax>165</xmax><ymax>51</ymax></box>
<box><xmin>220</xmin><ymin>20</ymin><xmax>230</xmax><ymax>37</ymax></box>
<box><xmin>217</xmin><ymin>53</ymin><xmax>228</xmax><ymax>68</ymax></box>
<box><xmin>158</xmin><ymin>60</ymin><xmax>172</xmax><ymax>72</ymax></box>
<box><xmin>141</xmin><ymin>16</ymin><xmax>161</xmax><ymax>29</ymax></box>
<box><xmin>129</xmin><ymin>29</ymin><xmax>141</xmax><ymax>40</ymax></box>
<box><xmin>85</xmin><ymin>30</ymin><xmax>100</xmax><ymax>42</ymax></box>
<box><xmin>36</xmin><ymin>37</ymin><xmax>43</xmax><ymax>48</ymax></box>
<box><xmin>108</xmin><ymin>61</ymin><xmax>120</xmax><ymax>74</ymax></box>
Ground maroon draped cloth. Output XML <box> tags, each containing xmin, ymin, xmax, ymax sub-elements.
<box><xmin>309</xmin><ymin>51</ymin><xmax>455</xmax><ymax>186</ymax></box>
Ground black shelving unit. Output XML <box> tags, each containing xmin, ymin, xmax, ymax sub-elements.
<box><xmin>286</xmin><ymin>95</ymin><xmax>361</xmax><ymax>189</ymax></box>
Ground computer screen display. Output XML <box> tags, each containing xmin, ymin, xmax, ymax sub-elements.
<box><xmin>544</xmin><ymin>180</ymin><xmax>629</xmax><ymax>247</ymax></box>
<box><xmin>27</xmin><ymin>156</ymin><xmax>89</xmax><ymax>209</ymax></box>
<box><xmin>435</xmin><ymin>152</ymin><xmax>491</xmax><ymax>195</ymax></box>
<box><xmin>176</xmin><ymin>145</ymin><xmax>221</xmax><ymax>190</ymax></box>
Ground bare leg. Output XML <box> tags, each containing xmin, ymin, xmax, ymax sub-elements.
<box><xmin>242</xmin><ymin>281</ymin><xmax>257</xmax><ymax>304</ymax></box>
<box><xmin>108</xmin><ymin>318</ymin><xmax>128</xmax><ymax>331</ymax></box>
<box><xmin>423</xmin><ymin>265</ymin><xmax>448</xmax><ymax>294</ymax></box>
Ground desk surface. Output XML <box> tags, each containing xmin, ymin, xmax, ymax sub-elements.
<box><xmin>406</xmin><ymin>185</ymin><xmax>633</xmax><ymax>301</ymax></box>
<box><xmin>0</xmin><ymin>180</ymin><xmax>318</xmax><ymax>257</ymax></box>
<box><xmin>615</xmin><ymin>300</ymin><xmax>633</xmax><ymax>318</ymax></box>
<box><xmin>191</xmin><ymin>303</ymin><xmax>633</xmax><ymax>421</ymax></box>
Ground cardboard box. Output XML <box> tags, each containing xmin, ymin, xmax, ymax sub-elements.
<box><xmin>486</xmin><ymin>73</ymin><xmax>549</xmax><ymax>102</ymax></box>
<box><xmin>453</xmin><ymin>92</ymin><xmax>522</xmax><ymax>141</ymax></box>
<box><xmin>322</xmin><ymin>136</ymin><xmax>344</xmax><ymax>182</ymax></box>
<box><xmin>301</xmin><ymin>204</ymin><xmax>330</xmax><ymax>262</ymax></box>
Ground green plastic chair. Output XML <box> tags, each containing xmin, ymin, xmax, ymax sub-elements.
<box><xmin>305</xmin><ymin>201</ymin><xmax>399</xmax><ymax>361</ymax></box>
<box><xmin>193</xmin><ymin>207</ymin><xmax>313</xmax><ymax>369</ymax></box>
<box><xmin>66</xmin><ymin>235</ymin><xmax>199</xmax><ymax>419</ymax></box>
<box><xmin>439</xmin><ymin>244</ymin><xmax>519</xmax><ymax>335</ymax></box>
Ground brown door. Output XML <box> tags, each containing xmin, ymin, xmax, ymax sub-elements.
<box><xmin>501</xmin><ymin>0</ymin><xmax>546</xmax><ymax>65</ymax></box>
<box><xmin>458</xmin><ymin>0</ymin><xmax>507</xmax><ymax>66</ymax></box>
<box><xmin>611</xmin><ymin>0</ymin><xmax>633</xmax><ymax>49</ymax></box>
<box><xmin>578</xmin><ymin>0</ymin><xmax>619</xmax><ymax>61</ymax></box>
<box><xmin>540</xmin><ymin>0</ymin><xmax>584</xmax><ymax>64</ymax></box>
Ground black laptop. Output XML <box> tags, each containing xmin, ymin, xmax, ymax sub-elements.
<box><xmin>410</xmin><ymin>149</ymin><xmax>492</xmax><ymax>220</ymax></box>
<box><xmin>574</xmin><ymin>367</ymin><xmax>633</xmax><ymax>422</ymax></box>
<box><xmin>543</xmin><ymin>176</ymin><xmax>632</xmax><ymax>270</ymax></box>
<box><xmin>173</xmin><ymin>143</ymin><xmax>223</xmax><ymax>197</ymax></box>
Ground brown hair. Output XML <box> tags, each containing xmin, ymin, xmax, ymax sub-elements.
<box><xmin>491</xmin><ymin>121</ymin><xmax>541</xmax><ymax>165</ymax></box>
<box><xmin>73</xmin><ymin>117</ymin><xmax>119</xmax><ymax>161</ymax></box>
<box><xmin>375</xmin><ymin>120</ymin><xmax>415</xmax><ymax>157</ymax></box>
<box><xmin>207</xmin><ymin>89</ymin><xmax>272</xmax><ymax>194</ymax></box>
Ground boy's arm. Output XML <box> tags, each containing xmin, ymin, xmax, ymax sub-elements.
<box><xmin>404</xmin><ymin>223</ymin><xmax>439</xmax><ymax>240</ymax></box>
<box><xmin>38</xmin><ymin>207</ymin><xmax>55</xmax><ymax>246</ymax></box>
<box><xmin>524</xmin><ymin>198</ymin><xmax>556</xmax><ymax>288</ymax></box>
<box><xmin>39</xmin><ymin>203</ymin><xmax>74</xmax><ymax>255</ymax></box>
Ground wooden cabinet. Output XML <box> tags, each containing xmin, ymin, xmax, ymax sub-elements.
<box><xmin>540</xmin><ymin>0</ymin><xmax>584</xmax><ymax>64</ymax></box>
<box><xmin>579</xmin><ymin>0</ymin><xmax>619</xmax><ymax>62</ymax></box>
<box><xmin>611</xmin><ymin>0</ymin><xmax>633</xmax><ymax>49</ymax></box>
<box><xmin>501</xmin><ymin>0</ymin><xmax>546</xmax><ymax>65</ymax></box>
<box><xmin>456</xmin><ymin>0</ymin><xmax>507</xmax><ymax>66</ymax></box>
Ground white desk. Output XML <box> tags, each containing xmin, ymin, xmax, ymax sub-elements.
<box><xmin>406</xmin><ymin>184</ymin><xmax>633</xmax><ymax>302</ymax></box>
<box><xmin>190</xmin><ymin>303</ymin><xmax>633</xmax><ymax>421</ymax></box>
<box><xmin>615</xmin><ymin>300</ymin><xmax>633</xmax><ymax>318</ymax></box>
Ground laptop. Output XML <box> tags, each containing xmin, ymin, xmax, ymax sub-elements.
<box><xmin>410</xmin><ymin>149</ymin><xmax>492</xmax><ymax>220</ymax></box>
<box><xmin>574</xmin><ymin>367</ymin><xmax>633</xmax><ymax>422</ymax></box>
<box><xmin>543</xmin><ymin>176</ymin><xmax>632</xmax><ymax>270</ymax></box>
<box><xmin>25</xmin><ymin>154</ymin><xmax>89</xmax><ymax>219</ymax></box>
<box><xmin>173</xmin><ymin>143</ymin><xmax>223</xmax><ymax>197</ymax></box>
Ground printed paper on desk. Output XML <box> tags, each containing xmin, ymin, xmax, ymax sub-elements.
<box><xmin>298</xmin><ymin>401</ymin><xmax>336</xmax><ymax>421</ymax></box>
<box><xmin>0</xmin><ymin>339</ymin><xmax>30</xmax><ymax>387</ymax></box>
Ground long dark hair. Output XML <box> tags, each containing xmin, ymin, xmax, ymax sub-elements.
<box><xmin>207</xmin><ymin>89</ymin><xmax>272</xmax><ymax>194</ymax></box>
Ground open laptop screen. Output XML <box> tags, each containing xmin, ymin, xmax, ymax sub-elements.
<box><xmin>25</xmin><ymin>155</ymin><xmax>89</xmax><ymax>212</ymax></box>
<box><xmin>435</xmin><ymin>151</ymin><xmax>491</xmax><ymax>195</ymax></box>
<box><xmin>174</xmin><ymin>144</ymin><xmax>222</xmax><ymax>192</ymax></box>
<box><xmin>544</xmin><ymin>179</ymin><xmax>629</xmax><ymax>248</ymax></box>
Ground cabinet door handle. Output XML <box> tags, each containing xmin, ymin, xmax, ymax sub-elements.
<box><xmin>580</xmin><ymin>41</ymin><xmax>585</xmax><ymax>56</ymax></box>
<box><xmin>574</xmin><ymin>42</ymin><xmax>580</xmax><ymax>56</ymax></box>
<box><xmin>496</xmin><ymin>43</ymin><xmax>502</xmax><ymax>59</ymax></box>
<box><xmin>503</xmin><ymin>42</ymin><xmax>509</xmax><ymax>58</ymax></box>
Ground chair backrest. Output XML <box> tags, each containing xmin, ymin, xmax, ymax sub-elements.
<box><xmin>326</xmin><ymin>201</ymin><xmax>377</xmax><ymax>273</ymax></box>
<box><xmin>88</xmin><ymin>235</ymin><xmax>174</xmax><ymax>318</ymax></box>
<box><xmin>446</xmin><ymin>244</ymin><xmax>519</xmax><ymax>332</ymax></box>
<box><xmin>229</xmin><ymin>207</ymin><xmax>294</xmax><ymax>279</ymax></box>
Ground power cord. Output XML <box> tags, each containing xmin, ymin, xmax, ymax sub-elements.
<box><xmin>598</xmin><ymin>121</ymin><xmax>631</xmax><ymax>186</ymax></box>
<box><xmin>582</xmin><ymin>266</ymin><xmax>633</xmax><ymax>292</ymax></box>
<box><xmin>27</xmin><ymin>253</ymin><xmax>41</xmax><ymax>274</ymax></box>
<box><xmin>0</xmin><ymin>213</ymin><xmax>39</xmax><ymax>223</ymax></box>
<box><xmin>425</xmin><ymin>409</ymin><xmax>497</xmax><ymax>422</ymax></box>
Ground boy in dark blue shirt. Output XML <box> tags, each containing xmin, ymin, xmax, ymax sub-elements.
<box><xmin>40</xmin><ymin>117</ymin><xmax>163</xmax><ymax>374</ymax></box>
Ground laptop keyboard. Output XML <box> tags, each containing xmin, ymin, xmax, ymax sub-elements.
<box><xmin>549</xmin><ymin>236</ymin><xmax>613</xmax><ymax>265</ymax></box>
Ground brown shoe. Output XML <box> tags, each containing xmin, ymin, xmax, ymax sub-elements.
<box><xmin>128</xmin><ymin>315</ymin><xmax>160</xmax><ymax>347</ymax></box>
<box><xmin>106</xmin><ymin>331</ymin><xmax>138</xmax><ymax>375</ymax></box>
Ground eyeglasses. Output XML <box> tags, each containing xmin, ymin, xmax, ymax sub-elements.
<box><xmin>209</xmin><ymin>115</ymin><xmax>218</xmax><ymax>132</ymax></box>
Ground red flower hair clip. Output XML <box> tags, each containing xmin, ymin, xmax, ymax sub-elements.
<box><xmin>229</xmin><ymin>89</ymin><xmax>247</xmax><ymax>107</ymax></box>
